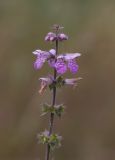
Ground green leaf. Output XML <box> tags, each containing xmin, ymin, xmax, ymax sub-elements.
<box><xmin>41</xmin><ymin>103</ymin><xmax>52</xmax><ymax>116</ymax></box>
<box><xmin>49</xmin><ymin>81</ymin><xmax>56</xmax><ymax>90</ymax></box>
<box><xmin>56</xmin><ymin>76</ymin><xmax>65</xmax><ymax>88</ymax></box>
<box><xmin>54</xmin><ymin>104</ymin><xmax>65</xmax><ymax>117</ymax></box>
<box><xmin>41</xmin><ymin>103</ymin><xmax>65</xmax><ymax>117</ymax></box>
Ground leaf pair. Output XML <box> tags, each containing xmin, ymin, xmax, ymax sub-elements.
<box><xmin>41</xmin><ymin>103</ymin><xmax>65</xmax><ymax>118</ymax></box>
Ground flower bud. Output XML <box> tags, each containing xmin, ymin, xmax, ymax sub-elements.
<box><xmin>45</xmin><ymin>32</ymin><xmax>56</xmax><ymax>42</ymax></box>
<box><xmin>58</xmin><ymin>33</ymin><xmax>68</xmax><ymax>41</ymax></box>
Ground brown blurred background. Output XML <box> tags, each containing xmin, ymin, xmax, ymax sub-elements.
<box><xmin>0</xmin><ymin>0</ymin><xmax>115</xmax><ymax>160</ymax></box>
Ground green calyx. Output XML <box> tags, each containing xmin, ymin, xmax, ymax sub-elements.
<box><xmin>38</xmin><ymin>131</ymin><xmax>62</xmax><ymax>150</ymax></box>
<box><xmin>49</xmin><ymin>76</ymin><xmax>65</xmax><ymax>90</ymax></box>
<box><xmin>41</xmin><ymin>103</ymin><xmax>65</xmax><ymax>117</ymax></box>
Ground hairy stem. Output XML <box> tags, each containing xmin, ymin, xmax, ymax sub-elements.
<box><xmin>45</xmin><ymin>39</ymin><xmax>58</xmax><ymax>160</ymax></box>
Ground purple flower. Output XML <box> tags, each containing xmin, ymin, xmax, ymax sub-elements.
<box><xmin>68</xmin><ymin>59</ymin><xmax>79</xmax><ymax>73</ymax></box>
<box><xmin>55</xmin><ymin>53</ymin><xmax>81</xmax><ymax>74</ymax></box>
<box><xmin>33</xmin><ymin>49</ymin><xmax>56</xmax><ymax>70</ymax></box>
<box><xmin>33</xmin><ymin>48</ymin><xmax>81</xmax><ymax>75</ymax></box>
<box><xmin>45</xmin><ymin>32</ymin><xmax>68</xmax><ymax>42</ymax></box>
<box><xmin>55</xmin><ymin>59</ymin><xmax>67</xmax><ymax>74</ymax></box>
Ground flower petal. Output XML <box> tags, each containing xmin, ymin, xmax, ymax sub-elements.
<box><xmin>34</xmin><ymin>57</ymin><xmax>45</xmax><ymax>69</ymax></box>
<box><xmin>57</xmin><ymin>54</ymin><xmax>64</xmax><ymax>59</ymax></box>
<box><xmin>55</xmin><ymin>59</ymin><xmax>67</xmax><ymax>74</ymax></box>
<box><xmin>48</xmin><ymin>59</ymin><xmax>55</xmax><ymax>68</ymax></box>
<box><xmin>49</xmin><ymin>49</ymin><xmax>56</xmax><ymax>56</ymax></box>
<box><xmin>64</xmin><ymin>53</ymin><xmax>81</xmax><ymax>60</ymax></box>
<box><xmin>39</xmin><ymin>77</ymin><xmax>53</xmax><ymax>85</ymax></box>
<box><xmin>39</xmin><ymin>76</ymin><xmax>54</xmax><ymax>94</ymax></box>
<box><xmin>45</xmin><ymin>32</ymin><xmax>56</xmax><ymax>42</ymax></box>
<box><xmin>58</xmin><ymin>33</ymin><xmax>68</xmax><ymax>41</ymax></box>
<box><xmin>33</xmin><ymin>49</ymin><xmax>50</xmax><ymax>58</ymax></box>
<box><xmin>64</xmin><ymin>77</ymin><xmax>82</xmax><ymax>85</ymax></box>
<box><xmin>33</xmin><ymin>49</ymin><xmax>42</xmax><ymax>55</ymax></box>
<box><xmin>33</xmin><ymin>49</ymin><xmax>53</xmax><ymax>70</ymax></box>
<box><xmin>68</xmin><ymin>59</ymin><xmax>79</xmax><ymax>73</ymax></box>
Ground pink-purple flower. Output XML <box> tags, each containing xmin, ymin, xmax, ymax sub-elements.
<box><xmin>33</xmin><ymin>48</ymin><xmax>81</xmax><ymax>74</ymax></box>
<box><xmin>33</xmin><ymin>49</ymin><xmax>56</xmax><ymax>70</ymax></box>
<box><xmin>45</xmin><ymin>32</ymin><xmax>68</xmax><ymax>42</ymax></box>
<box><xmin>55</xmin><ymin>53</ymin><xmax>81</xmax><ymax>74</ymax></box>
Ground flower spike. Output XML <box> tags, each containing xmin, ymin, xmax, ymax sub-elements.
<box><xmin>32</xmin><ymin>24</ymin><xmax>82</xmax><ymax>160</ymax></box>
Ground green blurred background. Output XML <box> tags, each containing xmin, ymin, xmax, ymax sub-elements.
<box><xmin>0</xmin><ymin>0</ymin><xmax>115</xmax><ymax>160</ymax></box>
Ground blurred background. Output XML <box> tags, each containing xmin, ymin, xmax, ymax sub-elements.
<box><xmin>0</xmin><ymin>0</ymin><xmax>115</xmax><ymax>160</ymax></box>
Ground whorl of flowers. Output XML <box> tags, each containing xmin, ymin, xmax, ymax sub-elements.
<box><xmin>33</xmin><ymin>24</ymin><xmax>81</xmax><ymax>160</ymax></box>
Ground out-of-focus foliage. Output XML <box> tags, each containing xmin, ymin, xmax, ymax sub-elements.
<box><xmin>0</xmin><ymin>0</ymin><xmax>115</xmax><ymax>160</ymax></box>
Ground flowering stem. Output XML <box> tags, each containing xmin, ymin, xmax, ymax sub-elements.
<box><xmin>33</xmin><ymin>25</ymin><xmax>81</xmax><ymax>160</ymax></box>
<box><xmin>45</xmin><ymin>39</ymin><xmax>58</xmax><ymax>160</ymax></box>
